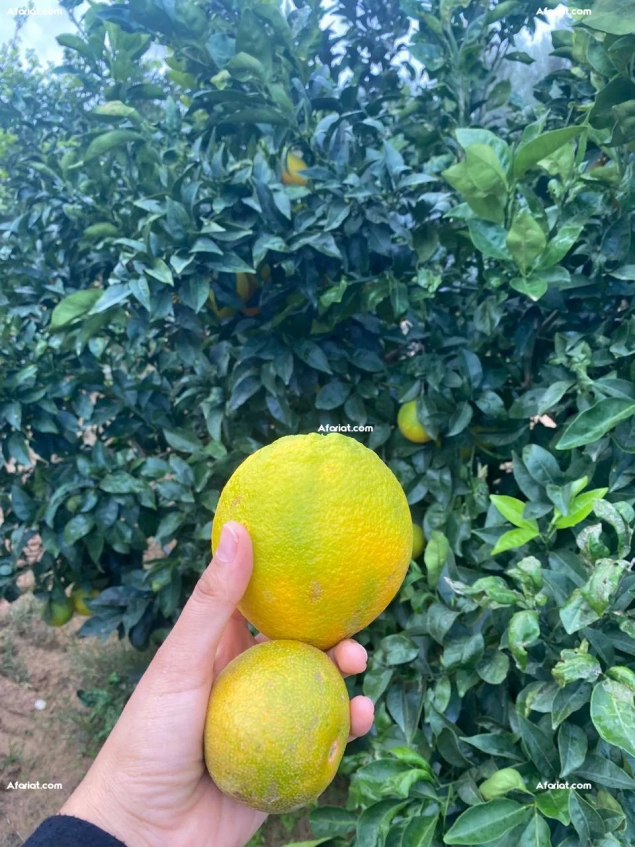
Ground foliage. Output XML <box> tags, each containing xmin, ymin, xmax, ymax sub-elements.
<box><xmin>1</xmin><ymin>0</ymin><xmax>635</xmax><ymax>844</ymax></box>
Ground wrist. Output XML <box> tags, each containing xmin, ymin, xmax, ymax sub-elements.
<box><xmin>60</xmin><ymin>770</ymin><xmax>150</xmax><ymax>847</ymax></box>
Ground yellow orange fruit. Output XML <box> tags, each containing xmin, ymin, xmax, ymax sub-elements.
<box><xmin>211</xmin><ymin>433</ymin><xmax>412</xmax><ymax>649</ymax></box>
<box><xmin>71</xmin><ymin>587</ymin><xmax>99</xmax><ymax>617</ymax></box>
<box><xmin>281</xmin><ymin>151</ymin><xmax>309</xmax><ymax>186</ymax></box>
<box><xmin>397</xmin><ymin>400</ymin><xmax>433</xmax><ymax>444</ymax></box>
<box><xmin>236</xmin><ymin>272</ymin><xmax>260</xmax><ymax>316</ymax></box>
<box><xmin>210</xmin><ymin>273</ymin><xmax>261</xmax><ymax>319</ymax></box>
<box><xmin>208</xmin><ymin>289</ymin><xmax>236</xmax><ymax>320</ymax></box>
<box><xmin>412</xmin><ymin>524</ymin><xmax>425</xmax><ymax>559</ymax></box>
<box><xmin>204</xmin><ymin>640</ymin><xmax>349</xmax><ymax>813</ymax></box>
<box><xmin>43</xmin><ymin>596</ymin><xmax>74</xmax><ymax>627</ymax></box>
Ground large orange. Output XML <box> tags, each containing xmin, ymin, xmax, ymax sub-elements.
<box><xmin>204</xmin><ymin>640</ymin><xmax>349</xmax><ymax>813</ymax></box>
<box><xmin>211</xmin><ymin>433</ymin><xmax>412</xmax><ymax>649</ymax></box>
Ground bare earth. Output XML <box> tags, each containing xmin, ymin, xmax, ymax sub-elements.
<box><xmin>0</xmin><ymin>590</ymin><xmax>347</xmax><ymax>846</ymax></box>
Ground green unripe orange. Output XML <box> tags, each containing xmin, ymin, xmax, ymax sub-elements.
<box><xmin>412</xmin><ymin>524</ymin><xmax>426</xmax><ymax>559</ymax></box>
<box><xmin>397</xmin><ymin>401</ymin><xmax>432</xmax><ymax>443</ymax></box>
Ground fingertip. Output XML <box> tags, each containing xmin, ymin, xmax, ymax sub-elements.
<box><xmin>349</xmin><ymin>694</ymin><xmax>374</xmax><ymax>739</ymax></box>
<box><xmin>331</xmin><ymin>639</ymin><xmax>368</xmax><ymax>675</ymax></box>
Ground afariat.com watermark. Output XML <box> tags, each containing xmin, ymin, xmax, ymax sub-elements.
<box><xmin>537</xmin><ymin>5</ymin><xmax>591</xmax><ymax>14</ymax></box>
<box><xmin>6</xmin><ymin>7</ymin><xmax>63</xmax><ymax>15</ymax></box>
<box><xmin>317</xmin><ymin>424</ymin><xmax>374</xmax><ymax>434</ymax></box>
<box><xmin>536</xmin><ymin>781</ymin><xmax>592</xmax><ymax>790</ymax></box>
<box><xmin>6</xmin><ymin>781</ymin><xmax>63</xmax><ymax>790</ymax></box>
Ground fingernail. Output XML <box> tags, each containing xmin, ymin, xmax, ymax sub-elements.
<box><xmin>356</xmin><ymin>643</ymin><xmax>368</xmax><ymax>663</ymax></box>
<box><xmin>215</xmin><ymin>524</ymin><xmax>239</xmax><ymax>563</ymax></box>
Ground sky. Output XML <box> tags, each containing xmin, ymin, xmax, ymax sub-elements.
<box><xmin>1</xmin><ymin>0</ymin><xmax>567</xmax><ymax>70</ymax></box>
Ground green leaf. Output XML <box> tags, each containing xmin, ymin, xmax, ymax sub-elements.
<box><xmin>424</xmin><ymin>531</ymin><xmax>450</xmax><ymax>588</ymax></box>
<box><xmin>315</xmin><ymin>381</ymin><xmax>351</xmax><ymax>410</ymax></box>
<box><xmin>64</xmin><ymin>514</ymin><xmax>95</xmax><ymax>546</ymax></box>
<box><xmin>309</xmin><ymin>807</ymin><xmax>357</xmax><ymax>838</ymax></box>
<box><xmin>226</xmin><ymin>52</ymin><xmax>266</xmax><ymax>81</ymax></box>
<box><xmin>522</xmin><ymin>445</ymin><xmax>561</xmax><ymax>486</ymax></box>
<box><xmin>163</xmin><ymin>428</ymin><xmax>204</xmax><ymax>453</ymax></box>
<box><xmin>508</xmin><ymin>611</ymin><xmax>540</xmax><ymax>670</ymax></box>
<box><xmin>554</xmin><ymin>488</ymin><xmax>609</xmax><ymax>529</ymax></box>
<box><xmin>518</xmin><ymin>813</ymin><xmax>552</xmax><ymax>847</ymax></box>
<box><xmin>576</xmin><ymin>754</ymin><xmax>635</xmax><ymax>790</ymax></box>
<box><xmin>390</xmin><ymin>748</ymin><xmax>432</xmax><ymax>770</ymax></box>
<box><xmin>442</xmin><ymin>144</ymin><xmax>508</xmax><ymax>224</ymax></box>
<box><xmin>552</xmin><ymin>649</ymin><xmax>602</xmax><ymax>687</ymax></box>
<box><xmin>537</xmin><ymin>224</ymin><xmax>584</xmax><ymax>270</ymax></box>
<box><xmin>509</xmin><ymin>276</ymin><xmax>548</xmax><ymax>302</ymax></box>
<box><xmin>568</xmin><ymin>791</ymin><xmax>605</xmax><ymax>843</ymax></box>
<box><xmin>462</xmin><ymin>732</ymin><xmax>522</xmax><ymax>761</ymax></box>
<box><xmin>381</xmin><ymin>634</ymin><xmax>419</xmax><ymax>665</ymax></box>
<box><xmin>517</xmin><ymin>715</ymin><xmax>558</xmax><ymax>777</ymax></box>
<box><xmin>513</xmin><ymin>127</ymin><xmax>583</xmax><ymax>178</ymax></box>
<box><xmin>535</xmin><ymin>790</ymin><xmax>571</xmax><ymax>826</ymax></box>
<box><xmin>363</xmin><ymin>667</ymin><xmax>393</xmax><ymax>702</ymax></box>
<box><xmin>490</xmin><ymin>495</ymin><xmax>537</xmax><ymax>529</ymax></box>
<box><xmin>401</xmin><ymin>814</ymin><xmax>438</xmax><ymax>847</ymax></box>
<box><xmin>558</xmin><ymin>722</ymin><xmax>587</xmax><ymax>777</ymax></box>
<box><xmin>50</xmin><ymin>290</ymin><xmax>103</xmax><ymax>329</ymax></box>
<box><xmin>480</xmin><ymin>768</ymin><xmax>528</xmax><ymax>800</ymax></box>
<box><xmin>294</xmin><ymin>340</ymin><xmax>332</xmax><ymax>375</ymax></box>
<box><xmin>356</xmin><ymin>800</ymin><xmax>410</xmax><ymax>847</ymax></box>
<box><xmin>551</xmin><ymin>681</ymin><xmax>592</xmax><ymax>729</ymax></box>
<box><xmin>56</xmin><ymin>32</ymin><xmax>95</xmax><ymax>61</ymax></box>
<box><xmin>83</xmin><ymin>222</ymin><xmax>119</xmax><ymax>240</ymax></box>
<box><xmin>146</xmin><ymin>259</ymin><xmax>174</xmax><ymax>286</ymax></box>
<box><xmin>590</xmin><ymin>679</ymin><xmax>635</xmax><ymax>758</ymax></box>
<box><xmin>476</xmin><ymin>652</ymin><xmax>510</xmax><ymax>685</ymax></box>
<box><xmin>506</xmin><ymin>211</ymin><xmax>547</xmax><ymax>275</ymax></box>
<box><xmin>491</xmin><ymin>526</ymin><xmax>539</xmax><ymax>556</ymax></box>
<box><xmin>580</xmin><ymin>0</ymin><xmax>635</xmax><ymax>35</ymax></box>
<box><xmin>444</xmin><ymin>800</ymin><xmax>531</xmax><ymax>845</ymax></box>
<box><xmin>91</xmin><ymin>101</ymin><xmax>141</xmax><ymax>122</ymax></box>
<box><xmin>556</xmin><ymin>399</ymin><xmax>635</xmax><ymax>449</ymax></box>
<box><xmin>468</xmin><ymin>220</ymin><xmax>512</xmax><ymax>260</ymax></box>
<box><xmin>84</xmin><ymin>130</ymin><xmax>144</xmax><ymax>161</ymax></box>
<box><xmin>99</xmin><ymin>473</ymin><xmax>146</xmax><ymax>495</ymax></box>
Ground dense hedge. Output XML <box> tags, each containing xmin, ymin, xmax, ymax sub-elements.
<box><xmin>2</xmin><ymin>0</ymin><xmax>635</xmax><ymax>844</ymax></box>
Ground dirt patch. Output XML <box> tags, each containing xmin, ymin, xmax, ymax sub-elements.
<box><xmin>0</xmin><ymin>592</ymin><xmax>350</xmax><ymax>846</ymax></box>
<box><xmin>0</xmin><ymin>593</ymin><xmax>146</xmax><ymax>845</ymax></box>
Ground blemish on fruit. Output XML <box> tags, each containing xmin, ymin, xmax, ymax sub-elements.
<box><xmin>309</xmin><ymin>581</ymin><xmax>323</xmax><ymax>601</ymax></box>
<box><xmin>328</xmin><ymin>740</ymin><xmax>339</xmax><ymax>763</ymax></box>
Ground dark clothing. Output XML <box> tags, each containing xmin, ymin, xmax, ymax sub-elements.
<box><xmin>24</xmin><ymin>815</ymin><xmax>127</xmax><ymax>847</ymax></box>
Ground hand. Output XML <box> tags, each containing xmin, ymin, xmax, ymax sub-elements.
<box><xmin>60</xmin><ymin>523</ymin><xmax>374</xmax><ymax>847</ymax></box>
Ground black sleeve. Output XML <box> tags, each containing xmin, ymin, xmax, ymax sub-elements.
<box><xmin>23</xmin><ymin>815</ymin><xmax>128</xmax><ymax>847</ymax></box>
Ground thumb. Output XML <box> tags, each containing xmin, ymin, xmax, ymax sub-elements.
<box><xmin>146</xmin><ymin>522</ymin><xmax>253</xmax><ymax>692</ymax></box>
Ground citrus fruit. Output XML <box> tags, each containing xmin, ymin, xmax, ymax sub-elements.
<box><xmin>236</xmin><ymin>271</ymin><xmax>260</xmax><ymax>316</ymax></box>
<box><xmin>208</xmin><ymin>289</ymin><xmax>235</xmax><ymax>320</ymax></box>
<box><xmin>71</xmin><ymin>586</ymin><xmax>99</xmax><ymax>617</ymax></box>
<box><xmin>397</xmin><ymin>400</ymin><xmax>433</xmax><ymax>443</ymax></box>
<box><xmin>211</xmin><ymin>432</ymin><xmax>412</xmax><ymax>649</ymax></box>
<box><xmin>281</xmin><ymin>151</ymin><xmax>309</xmax><ymax>186</ymax></box>
<box><xmin>210</xmin><ymin>273</ymin><xmax>261</xmax><ymax>319</ymax></box>
<box><xmin>412</xmin><ymin>524</ymin><xmax>425</xmax><ymax>559</ymax></box>
<box><xmin>43</xmin><ymin>596</ymin><xmax>74</xmax><ymax>627</ymax></box>
<box><xmin>204</xmin><ymin>640</ymin><xmax>350</xmax><ymax>813</ymax></box>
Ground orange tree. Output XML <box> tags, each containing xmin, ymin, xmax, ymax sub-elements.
<box><xmin>2</xmin><ymin>0</ymin><xmax>635</xmax><ymax>842</ymax></box>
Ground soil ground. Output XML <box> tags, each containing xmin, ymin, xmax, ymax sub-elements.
<box><xmin>0</xmin><ymin>589</ymin><xmax>348</xmax><ymax>846</ymax></box>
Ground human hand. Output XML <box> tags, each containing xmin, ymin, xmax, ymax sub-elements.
<box><xmin>60</xmin><ymin>523</ymin><xmax>375</xmax><ymax>847</ymax></box>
